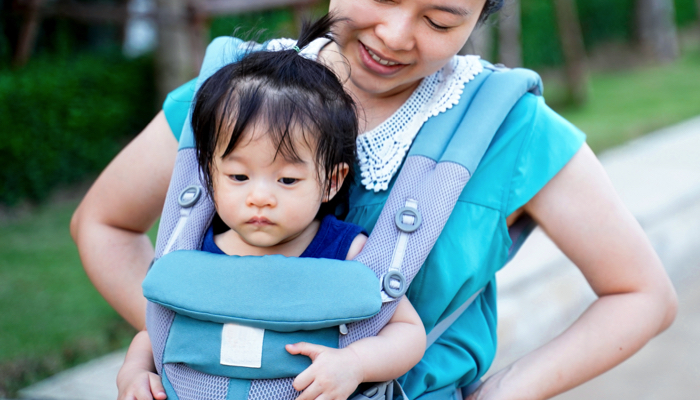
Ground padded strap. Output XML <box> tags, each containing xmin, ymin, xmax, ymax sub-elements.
<box><xmin>342</xmin><ymin>66</ymin><xmax>544</xmax><ymax>349</ymax></box>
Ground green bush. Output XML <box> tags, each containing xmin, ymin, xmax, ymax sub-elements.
<box><xmin>0</xmin><ymin>52</ymin><xmax>155</xmax><ymax>205</ymax></box>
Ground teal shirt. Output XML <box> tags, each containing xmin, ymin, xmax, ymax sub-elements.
<box><xmin>163</xmin><ymin>65</ymin><xmax>585</xmax><ymax>398</ymax></box>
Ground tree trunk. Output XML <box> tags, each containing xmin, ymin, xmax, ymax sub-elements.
<box><xmin>635</xmin><ymin>0</ymin><xmax>679</xmax><ymax>62</ymax></box>
<box><xmin>155</xmin><ymin>0</ymin><xmax>195</xmax><ymax>103</ymax></box>
<box><xmin>498</xmin><ymin>0</ymin><xmax>522</xmax><ymax>68</ymax></box>
<box><xmin>552</xmin><ymin>0</ymin><xmax>588</xmax><ymax>105</ymax></box>
<box><xmin>13</xmin><ymin>0</ymin><xmax>44</xmax><ymax>67</ymax></box>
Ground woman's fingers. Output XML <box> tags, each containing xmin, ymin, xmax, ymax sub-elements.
<box><xmin>149</xmin><ymin>373</ymin><xmax>167</xmax><ymax>399</ymax></box>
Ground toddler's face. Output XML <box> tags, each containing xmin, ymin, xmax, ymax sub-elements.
<box><xmin>211</xmin><ymin>126</ymin><xmax>325</xmax><ymax>250</ymax></box>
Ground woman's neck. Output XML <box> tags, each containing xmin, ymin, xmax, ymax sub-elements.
<box><xmin>350</xmin><ymin>81</ymin><xmax>420</xmax><ymax>132</ymax></box>
<box><xmin>319</xmin><ymin>42</ymin><xmax>421</xmax><ymax>133</ymax></box>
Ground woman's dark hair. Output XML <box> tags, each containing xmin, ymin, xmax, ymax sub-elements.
<box><xmin>480</xmin><ymin>0</ymin><xmax>504</xmax><ymax>22</ymax></box>
<box><xmin>192</xmin><ymin>14</ymin><xmax>358</xmax><ymax>219</ymax></box>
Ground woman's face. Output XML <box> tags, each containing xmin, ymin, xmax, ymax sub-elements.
<box><xmin>328</xmin><ymin>0</ymin><xmax>487</xmax><ymax>99</ymax></box>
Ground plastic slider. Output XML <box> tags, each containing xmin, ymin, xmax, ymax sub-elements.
<box><xmin>394</xmin><ymin>206</ymin><xmax>421</xmax><ymax>233</ymax></box>
<box><xmin>178</xmin><ymin>185</ymin><xmax>202</xmax><ymax>208</ymax></box>
<box><xmin>382</xmin><ymin>270</ymin><xmax>407</xmax><ymax>299</ymax></box>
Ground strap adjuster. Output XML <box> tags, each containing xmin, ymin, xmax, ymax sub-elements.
<box><xmin>178</xmin><ymin>185</ymin><xmax>202</xmax><ymax>208</ymax></box>
<box><xmin>394</xmin><ymin>206</ymin><xmax>421</xmax><ymax>232</ymax></box>
<box><xmin>382</xmin><ymin>270</ymin><xmax>407</xmax><ymax>299</ymax></box>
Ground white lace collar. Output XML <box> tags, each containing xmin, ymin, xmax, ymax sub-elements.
<box><xmin>357</xmin><ymin>56</ymin><xmax>483</xmax><ymax>192</ymax></box>
<box><xmin>265</xmin><ymin>38</ymin><xmax>484</xmax><ymax>192</ymax></box>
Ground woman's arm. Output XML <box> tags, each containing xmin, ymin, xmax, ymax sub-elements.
<box><xmin>70</xmin><ymin>111</ymin><xmax>178</xmax><ymax>330</ymax></box>
<box><xmin>470</xmin><ymin>145</ymin><xmax>678</xmax><ymax>400</ymax></box>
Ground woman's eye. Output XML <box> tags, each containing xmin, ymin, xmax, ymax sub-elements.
<box><xmin>426</xmin><ymin>18</ymin><xmax>450</xmax><ymax>31</ymax></box>
<box><xmin>230</xmin><ymin>174</ymin><xmax>248</xmax><ymax>182</ymax></box>
<box><xmin>279</xmin><ymin>177</ymin><xmax>298</xmax><ymax>185</ymax></box>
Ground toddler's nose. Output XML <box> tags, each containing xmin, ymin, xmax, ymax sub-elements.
<box><xmin>246</xmin><ymin>182</ymin><xmax>276</xmax><ymax>208</ymax></box>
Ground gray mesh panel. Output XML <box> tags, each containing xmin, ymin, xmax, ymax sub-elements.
<box><xmin>341</xmin><ymin>156</ymin><xmax>470</xmax><ymax>347</ymax></box>
<box><xmin>154</xmin><ymin>148</ymin><xmax>216</xmax><ymax>258</ymax></box>
<box><xmin>146</xmin><ymin>301</ymin><xmax>175</xmax><ymax>374</ymax></box>
<box><xmin>148</xmin><ymin>147</ymin><xmax>227</xmax><ymax>397</ymax></box>
<box><xmin>248</xmin><ymin>378</ymin><xmax>299</xmax><ymax>400</ymax></box>
<box><xmin>165</xmin><ymin>363</ymin><xmax>229</xmax><ymax>400</ymax></box>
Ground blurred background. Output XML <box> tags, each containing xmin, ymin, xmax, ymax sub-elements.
<box><xmin>0</xmin><ymin>0</ymin><xmax>699</xmax><ymax>397</ymax></box>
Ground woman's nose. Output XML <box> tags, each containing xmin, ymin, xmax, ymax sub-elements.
<box><xmin>375</xmin><ymin>8</ymin><xmax>416</xmax><ymax>52</ymax></box>
<box><xmin>246</xmin><ymin>182</ymin><xmax>276</xmax><ymax>208</ymax></box>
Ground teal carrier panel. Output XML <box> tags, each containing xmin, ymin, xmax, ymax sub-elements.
<box><xmin>144</xmin><ymin>37</ymin><xmax>542</xmax><ymax>400</ymax></box>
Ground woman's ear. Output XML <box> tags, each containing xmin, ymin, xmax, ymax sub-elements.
<box><xmin>323</xmin><ymin>163</ymin><xmax>350</xmax><ymax>202</ymax></box>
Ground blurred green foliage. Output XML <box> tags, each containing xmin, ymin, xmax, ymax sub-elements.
<box><xmin>520</xmin><ymin>0</ymin><xmax>697</xmax><ymax>68</ymax></box>
<box><xmin>210</xmin><ymin>9</ymin><xmax>297</xmax><ymax>42</ymax></box>
<box><xmin>208</xmin><ymin>0</ymin><xmax>330</xmax><ymax>41</ymax></box>
<box><xmin>0</xmin><ymin>52</ymin><xmax>155</xmax><ymax>206</ymax></box>
<box><xmin>675</xmin><ymin>0</ymin><xmax>700</xmax><ymax>25</ymax></box>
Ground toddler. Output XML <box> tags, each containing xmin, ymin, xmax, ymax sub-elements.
<box><xmin>117</xmin><ymin>16</ymin><xmax>426</xmax><ymax>400</ymax></box>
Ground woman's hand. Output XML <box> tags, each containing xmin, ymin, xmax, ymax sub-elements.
<box><xmin>71</xmin><ymin>111</ymin><xmax>178</xmax><ymax>330</ymax></box>
<box><xmin>482</xmin><ymin>144</ymin><xmax>678</xmax><ymax>400</ymax></box>
<box><xmin>286</xmin><ymin>343</ymin><xmax>364</xmax><ymax>400</ymax></box>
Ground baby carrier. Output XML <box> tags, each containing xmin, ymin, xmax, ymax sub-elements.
<box><xmin>143</xmin><ymin>37</ymin><xmax>542</xmax><ymax>400</ymax></box>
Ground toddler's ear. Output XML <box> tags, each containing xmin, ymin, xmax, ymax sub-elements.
<box><xmin>324</xmin><ymin>163</ymin><xmax>350</xmax><ymax>202</ymax></box>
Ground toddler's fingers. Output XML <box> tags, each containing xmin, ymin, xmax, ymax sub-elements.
<box><xmin>149</xmin><ymin>373</ymin><xmax>167</xmax><ymax>399</ymax></box>
<box><xmin>286</xmin><ymin>342</ymin><xmax>325</xmax><ymax>361</ymax></box>
<box><xmin>295</xmin><ymin>380</ymin><xmax>323</xmax><ymax>400</ymax></box>
<box><xmin>292</xmin><ymin>366</ymin><xmax>315</xmax><ymax>392</ymax></box>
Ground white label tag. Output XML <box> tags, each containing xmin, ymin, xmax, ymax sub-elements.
<box><xmin>220</xmin><ymin>323</ymin><xmax>265</xmax><ymax>368</ymax></box>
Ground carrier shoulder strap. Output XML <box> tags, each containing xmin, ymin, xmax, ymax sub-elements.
<box><xmin>340</xmin><ymin>62</ymin><xmax>543</xmax><ymax>350</ymax></box>
<box><xmin>346</xmin><ymin>63</ymin><xmax>542</xmax><ymax>400</ymax></box>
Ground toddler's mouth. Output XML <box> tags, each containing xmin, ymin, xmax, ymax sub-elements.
<box><xmin>247</xmin><ymin>216</ymin><xmax>273</xmax><ymax>225</ymax></box>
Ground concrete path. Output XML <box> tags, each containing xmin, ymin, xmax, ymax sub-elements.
<box><xmin>16</xmin><ymin>116</ymin><xmax>700</xmax><ymax>400</ymax></box>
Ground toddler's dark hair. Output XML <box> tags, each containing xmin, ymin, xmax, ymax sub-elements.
<box><xmin>192</xmin><ymin>14</ymin><xmax>358</xmax><ymax>218</ymax></box>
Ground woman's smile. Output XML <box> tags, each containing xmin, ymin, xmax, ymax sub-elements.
<box><xmin>359</xmin><ymin>41</ymin><xmax>408</xmax><ymax>74</ymax></box>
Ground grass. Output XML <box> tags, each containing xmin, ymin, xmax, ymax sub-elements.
<box><xmin>545</xmin><ymin>47</ymin><xmax>700</xmax><ymax>153</ymax></box>
<box><xmin>0</xmin><ymin>197</ymin><xmax>159</xmax><ymax>396</ymax></box>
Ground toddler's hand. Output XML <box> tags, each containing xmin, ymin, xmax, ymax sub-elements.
<box><xmin>286</xmin><ymin>342</ymin><xmax>364</xmax><ymax>400</ymax></box>
<box><xmin>117</xmin><ymin>366</ymin><xmax>167</xmax><ymax>400</ymax></box>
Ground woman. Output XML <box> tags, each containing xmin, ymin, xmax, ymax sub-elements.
<box><xmin>71</xmin><ymin>0</ymin><xmax>677</xmax><ymax>399</ymax></box>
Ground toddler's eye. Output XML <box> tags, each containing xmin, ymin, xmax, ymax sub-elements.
<box><xmin>279</xmin><ymin>177</ymin><xmax>298</xmax><ymax>185</ymax></box>
<box><xmin>230</xmin><ymin>174</ymin><xmax>248</xmax><ymax>182</ymax></box>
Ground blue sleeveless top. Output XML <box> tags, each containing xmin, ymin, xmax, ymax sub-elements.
<box><xmin>201</xmin><ymin>214</ymin><xmax>367</xmax><ymax>261</ymax></box>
